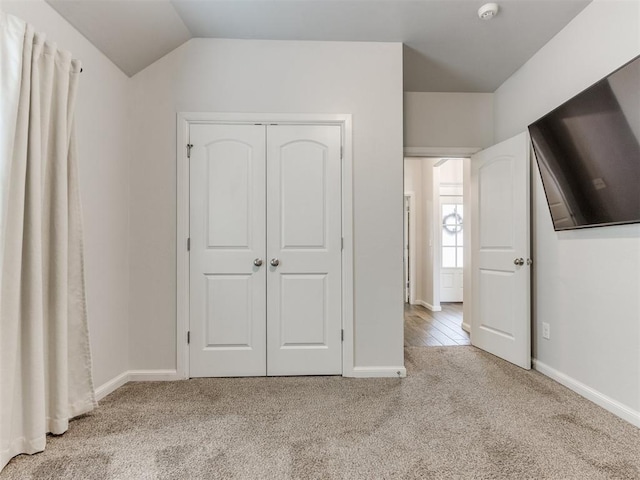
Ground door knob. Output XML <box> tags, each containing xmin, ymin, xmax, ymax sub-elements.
<box><xmin>270</xmin><ymin>258</ymin><xmax>280</xmax><ymax>267</ymax></box>
<box><xmin>514</xmin><ymin>258</ymin><xmax>524</xmax><ymax>266</ymax></box>
<box><xmin>253</xmin><ymin>258</ymin><xmax>263</xmax><ymax>267</ymax></box>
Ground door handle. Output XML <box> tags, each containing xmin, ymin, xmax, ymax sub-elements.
<box><xmin>514</xmin><ymin>258</ymin><xmax>524</xmax><ymax>266</ymax></box>
<box><xmin>253</xmin><ymin>258</ymin><xmax>263</xmax><ymax>267</ymax></box>
<box><xmin>270</xmin><ymin>258</ymin><xmax>280</xmax><ymax>267</ymax></box>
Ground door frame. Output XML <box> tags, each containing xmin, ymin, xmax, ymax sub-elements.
<box><xmin>403</xmin><ymin>192</ymin><xmax>417</xmax><ymax>305</ymax></box>
<box><xmin>177</xmin><ymin>112</ymin><xmax>354</xmax><ymax>379</ymax></box>
<box><xmin>404</xmin><ymin>147</ymin><xmax>481</xmax><ymax>334</ymax></box>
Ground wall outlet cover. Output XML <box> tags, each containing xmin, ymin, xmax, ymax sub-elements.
<box><xmin>542</xmin><ymin>322</ymin><xmax>550</xmax><ymax>340</ymax></box>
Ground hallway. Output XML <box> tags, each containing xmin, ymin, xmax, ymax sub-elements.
<box><xmin>404</xmin><ymin>303</ymin><xmax>470</xmax><ymax>346</ymax></box>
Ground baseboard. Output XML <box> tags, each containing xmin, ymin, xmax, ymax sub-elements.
<box><xmin>533</xmin><ymin>359</ymin><xmax>640</xmax><ymax>428</ymax></box>
<box><xmin>461</xmin><ymin>322</ymin><xmax>471</xmax><ymax>333</ymax></box>
<box><xmin>128</xmin><ymin>369</ymin><xmax>180</xmax><ymax>382</ymax></box>
<box><xmin>416</xmin><ymin>300</ymin><xmax>442</xmax><ymax>312</ymax></box>
<box><xmin>351</xmin><ymin>366</ymin><xmax>407</xmax><ymax>378</ymax></box>
<box><xmin>94</xmin><ymin>370</ymin><xmax>180</xmax><ymax>401</ymax></box>
<box><xmin>95</xmin><ymin>371</ymin><xmax>129</xmax><ymax>401</ymax></box>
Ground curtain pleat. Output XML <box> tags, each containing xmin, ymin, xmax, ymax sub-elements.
<box><xmin>0</xmin><ymin>13</ymin><xmax>24</xmax><ymax>273</ymax></box>
<box><xmin>0</xmin><ymin>12</ymin><xmax>96</xmax><ymax>472</ymax></box>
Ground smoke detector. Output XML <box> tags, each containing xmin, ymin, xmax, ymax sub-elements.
<box><xmin>478</xmin><ymin>3</ymin><xmax>499</xmax><ymax>20</ymax></box>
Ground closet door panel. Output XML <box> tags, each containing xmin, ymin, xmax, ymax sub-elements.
<box><xmin>266</xmin><ymin>125</ymin><xmax>342</xmax><ymax>376</ymax></box>
<box><xmin>189</xmin><ymin>124</ymin><xmax>267</xmax><ymax>377</ymax></box>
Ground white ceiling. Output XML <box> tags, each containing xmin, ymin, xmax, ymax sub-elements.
<box><xmin>46</xmin><ymin>0</ymin><xmax>591</xmax><ymax>92</ymax></box>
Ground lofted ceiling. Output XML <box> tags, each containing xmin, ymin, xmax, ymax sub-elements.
<box><xmin>46</xmin><ymin>0</ymin><xmax>591</xmax><ymax>92</ymax></box>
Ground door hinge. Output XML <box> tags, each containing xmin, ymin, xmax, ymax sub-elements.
<box><xmin>341</xmin><ymin>237</ymin><xmax>344</xmax><ymax>250</ymax></box>
<box><xmin>187</xmin><ymin>144</ymin><xmax>193</xmax><ymax>158</ymax></box>
<box><xmin>341</xmin><ymin>329</ymin><xmax>344</xmax><ymax>341</ymax></box>
<box><xmin>340</xmin><ymin>146</ymin><xmax>343</xmax><ymax>160</ymax></box>
<box><xmin>187</xmin><ymin>237</ymin><xmax>190</xmax><ymax>251</ymax></box>
<box><xmin>187</xmin><ymin>331</ymin><xmax>190</xmax><ymax>344</ymax></box>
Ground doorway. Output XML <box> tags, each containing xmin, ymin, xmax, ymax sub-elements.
<box><xmin>403</xmin><ymin>157</ymin><xmax>470</xmax><ymax>347</ymax></box>
<box><xmin>404</xmin><ymin>134</ymin><xmax>531</xmax><ymax>368</ymax></box>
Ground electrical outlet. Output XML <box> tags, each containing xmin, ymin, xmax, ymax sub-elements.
<box><xmin>542</xmin><ymin>322</ymin><xmax>550</xmax><ymax>340</ymax></box>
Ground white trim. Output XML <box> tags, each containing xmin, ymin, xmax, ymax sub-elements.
<box><xmin>341</xmin><ymin>115</ymin><xmax>355</xmax><ymax>377</ymax></box>
<box><xmin>176</xmin><ymin>113</ymin><xmax>190</xmax><ymax>380</ymax></box>
<box><xmin>95</xmin><ymin>371</ymin><xmax>129</xmax><ymax>401</ymax></box>
<box><xmin>404</xmin><ymin>147</ymin><xmax>482</xmax><ymax>158</ymax></box>
<box><xmin>404</xmin><ymin>192</ymin><xmax>417</xmax><ymax>305</ymax></box>
<box><xmin>351</xmin><ymin>366</ymin><xmax>407</xmax><ymax>378</ymax></box>
<box><xmin>176</xmin><ymin>112</ymin><xmax>355</xmax><ymax>378</ymax></box>
<box><xmin>533</xmin><ymin>359</ymin><xmax>640</xmax><ymax>428</ymax></box>
<box><xmin>94</xmin><ymin>370</ymin><xmax>180</xmax><ymax>401</ymax></box>
<box><xmin>179</xmin><ymin>111</ymin><xmax>353</xmax><ymax>125</ymax></box>
<box><xmin>431</xmin><ymin>164</ymin><xmax>442</xmax><ymax>310</ymax></box>
<box><xmin>462</xmin><ymin>158</ymin><xmax>472</xmax><ymax>337</ymax></box>
<box><xmin>417</xmin><ymin>300</ymin><xmax>442</xmax><ymax>312</ymax></box>
<box><xmin>128</xmin><ymin>370</ymin><xmax>180</xmax><ymax>382</ymax></box>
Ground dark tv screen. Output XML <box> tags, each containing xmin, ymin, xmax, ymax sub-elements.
<box><xmin>528</xmin><ymin>55</ymin><xmax>640</xmax><ymax>231</ymax></box>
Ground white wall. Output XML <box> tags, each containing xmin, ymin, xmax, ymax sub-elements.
<box><xmin>494</xmin><ymin>0</ymin><xmax>640</xmax><ymax>419</ymax></box>
<box><xmin>404</xmin><ymin>159</ymin><xmax>424</xmax><ymax>305</ymax></box>
<box><xmin>406</xmin><ymin>158</ymin><xmax>467</xmax><ymax>312</ymax></box>
<box><xmin>404</xmin><ymin>92</ymin><xmax>493</xmax><ymax>149</ymax></box>
<box><xmin>1</xmin><ymin>1</ymin><xmax>131</xmax><ymax>388</ymax></box>
<box><xmin>438</xmin><ymin>159</ymin><xmax>463</xmax><ymax>185</ymax></box>
<box><xmin>404</xmin><ymin>158</ymin><xmax>445</xmax><ymax>311</ymax></box>
<box><xmin>425</xmin><ymin>162</ymin><xmax>440</xmax><ymax>309</ymax></box>
<box><xmin>128</xmin><ymin>38</ymin><xmax>405</xmax><ymax>372</ymax></box>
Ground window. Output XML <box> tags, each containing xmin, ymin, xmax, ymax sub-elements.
<box><xmin>442</xmin><ymin>203</ymin><xmax>463</xmax><ymax>268</ymax></box>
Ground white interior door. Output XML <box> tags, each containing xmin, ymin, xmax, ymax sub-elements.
<box><xmin>440</xmin><ymin>269</ymin><xmax>463</xmax><ymax>302</ymax></box>
<box><xmin>189</xmin><ymin>123</ymin><xmax>342</xmax><ymax>377</ymax></box>
<box><xmin>266</xmin><ymin>125</ymin><xmax>343</xmax><ymax>376</ymax></box>
<box><xmin>470</xmin><ymin>132</ymin><xmax>531</xmax><ymax>369</ymax></box>
<box><xmin>189</xmin><ymin>124</ymin><xmax>267</xmax><ymax>377</ymax></box>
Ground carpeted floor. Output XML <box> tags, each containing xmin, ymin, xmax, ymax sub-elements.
<box><xmin>2</xmin><ymin>346</ymin><xmax>639</xmax><ymax>479</ymax></box>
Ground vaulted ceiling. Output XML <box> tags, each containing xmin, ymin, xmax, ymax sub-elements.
<box><xmin>46</xmin><ymin>0</ymin><xmax>591</xmax><ymax>92</ymax></box>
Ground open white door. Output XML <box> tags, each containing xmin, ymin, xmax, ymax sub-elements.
<box><xmin>471</xmin><ymin>132</ymin><xmax>531</xmax><ymax>369</ymax></box>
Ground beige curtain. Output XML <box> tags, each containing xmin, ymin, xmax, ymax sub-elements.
<box><xmin>0</xmin><ymin>12</ymin><xmax>96</xmax><ymax>472</ymax></box>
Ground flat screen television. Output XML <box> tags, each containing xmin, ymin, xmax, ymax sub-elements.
<box><xmin>528</xmin><ymin>55</ymin><xmax>640</xmax><ymax>231</ymax></box>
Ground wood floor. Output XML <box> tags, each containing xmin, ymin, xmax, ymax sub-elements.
<box><xmin>404</xmin><ymin>302</ymin><xmax>470</xmax><ymax>347</ymax></box>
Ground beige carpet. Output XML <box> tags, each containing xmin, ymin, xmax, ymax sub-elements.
<box><xmin>2</xmin><ymin>346</ymin><xmax>639</xmax><ymax>479</ymax></box>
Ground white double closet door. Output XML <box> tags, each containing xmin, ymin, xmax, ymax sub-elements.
<box><xmin>189</xmin><ymin>123</ymin><xmax>342</xmax><ymax>377</ymax></box>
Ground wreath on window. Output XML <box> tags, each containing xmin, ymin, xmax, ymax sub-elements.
<box><xmin>443</xmin><ymin>212</ymin><xmax>463</xmax><ymax>234</ymax></box>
